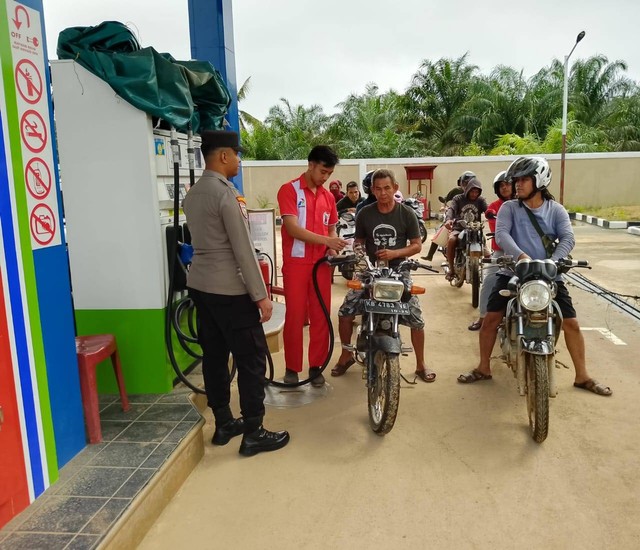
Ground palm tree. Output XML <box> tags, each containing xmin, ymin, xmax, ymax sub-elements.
<box><xmin>237</xmin><ymin>77</ymin><xmax>262</xmax><ymax>131</ymax></box>
<box><xmin>403</xmin><ymin>53</ymin><xmax>480</xmax><ymax>155</ymax></box>
<box><xmin>466</xmin><ymin>66</ymin><xmax>531</xmax><ymax>150</ymax></box>
<box><xmin>263</xmin><ymin>98</ymin><xmax>330</xmax><ymax>159</ymax></box>
<box><xmin>569</xmin><ymin>55</ymin><xmax>633</xmax><ymax>128</ymax></box>
<box><xmin>327</xmin><ymin>84</ymin><xmax>425</xmax><ymax>158</ymax></box>
<box><xmin>605</xmin><ymin>92</ymin><xmax>640</xmax><ymax>151</ymax></box>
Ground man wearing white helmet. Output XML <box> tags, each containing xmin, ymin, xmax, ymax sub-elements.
<box><xmin>458</xmin><ymin>156</ymin><xmax>612</xmax><ymax>396</ymax></box>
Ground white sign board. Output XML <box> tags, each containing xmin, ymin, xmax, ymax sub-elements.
<box><xmin>7</xmin><ymin>0</ymin><xmax>61</xmax><ymax>248</ymax></box>
<box><xmin>248</xmin><ymin>208</ymin><xmax>277</xmax><ymax>275</ymax></box>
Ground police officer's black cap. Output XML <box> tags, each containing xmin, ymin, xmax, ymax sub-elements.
<box><xmin>200</xmin><ymin>130</ymin><xmax>245</xmax><ymax>155</ymax></box>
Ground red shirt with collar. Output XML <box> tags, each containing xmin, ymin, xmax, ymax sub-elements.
<box><xmin>277</xmin><ymin>173</ymin><xmax>338</xmax><ymax>264</ymax></box>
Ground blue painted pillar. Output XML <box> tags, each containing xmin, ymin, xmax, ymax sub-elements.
<box><xmin>187</xmin><ymin>0</ymin><xmax>243</xmax><ymax>192</ymax></box>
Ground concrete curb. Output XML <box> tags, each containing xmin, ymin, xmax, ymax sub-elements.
<box><xmin>568</xmin><ymin>212</ymin><xmax>640</xmax><ymax>230</ymax></box>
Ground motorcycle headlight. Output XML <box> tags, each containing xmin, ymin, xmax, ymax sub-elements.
<box><xmin>372</xmin><ymin>279</ymin><xmax>405</xmax><ymax>302</ymax></box>
<box><xmin>519</xmin><ymin>281</ymin><xmax>552</xmax><ymax>311</ymax></box>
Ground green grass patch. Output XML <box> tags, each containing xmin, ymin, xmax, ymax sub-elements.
<box><xmin>565</xmin><ymin>205</ymin><xmax>640</xmax><ymax>221</ymax></box>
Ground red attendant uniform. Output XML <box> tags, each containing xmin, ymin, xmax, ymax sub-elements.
<box><xmin>486</xmin><ymin>198</ymin><xmax>507</xmax><ymax>252</ymax></box>
<box><xmin>277</xmin><ymin>173</ymin><xmax>338</xmax><ymax>373</ymax></box>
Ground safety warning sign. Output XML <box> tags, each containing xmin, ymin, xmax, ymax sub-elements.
<box><xmin>15</xmin><ymin>59</ymin><xmax>42</xmax><ymax>104</ymax></box>
<box><xmin>24</xmin><ymin>157</ymin><xmax>51</xmax><ymax>199</ymax></box>
<box><xmin>29</xmin><ymin>204</ymin><xmax>56</xmax><ymax>246</ymax></box>
<box><xmin>20</xmin><ymin>109</ymin><xmax>47</xmax><ymax>153</ymax></box>
<box><xmin>7</xmin><ymin>0</ymin><xmax>61</xmax><ymax>249</ymax></box>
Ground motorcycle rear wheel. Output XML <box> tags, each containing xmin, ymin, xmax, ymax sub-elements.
<box><xmin>525</xmin><ymin>354</ymin><xmax>549</xmax><ymax>443</ymax></box>
<box><xmin>368</xmin><ymin>350</ymin><xmax>401</xmax><ymax>435</ymax></box>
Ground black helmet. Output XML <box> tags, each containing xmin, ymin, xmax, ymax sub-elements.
<box><xmin>362</xmin><ymin>170</ymin><xmax>375</xmax><ymax>195</ymax></box>
<box><xmin>505</xmin><ymin>157</ymin><xmax>552</xmax><ymax>190</ymax></box>
<box><xmin>457</xmin><ymin>170</ymin><xmax>476</xmax><ymax>188</ymax></box>
<box><xmin>493</xmin><ymin>170</ymin><xmax>511</xmax><ymax>196</ymax></box>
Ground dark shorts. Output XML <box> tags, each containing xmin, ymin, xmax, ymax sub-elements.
<box><xmin>486</xmin><ymin>275</ymin><xmax>577</xmax><ymax>319</ymax></box>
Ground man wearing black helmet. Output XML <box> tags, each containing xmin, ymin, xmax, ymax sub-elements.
<box><xmin>423</xmin><ymin>170</ymin><xmax>476</xmax><ymax>263</ymax></box>
<box><xmin>458</xmin><ymin>156</ymin><xmax>612</xmax><ymax>397</ymax></box>
<box><xmin>355</xmin><ymin>170</ymin><xmax>377</xmax><ymax>216</ymax></box>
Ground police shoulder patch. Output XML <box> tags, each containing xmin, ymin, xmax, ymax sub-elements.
<box><xmin>236</xmin><ymin>195</ymin><xmax>248</xmax><ymax>219</ymax></box>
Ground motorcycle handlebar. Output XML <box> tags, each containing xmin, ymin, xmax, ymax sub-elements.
<box><xmin>481</xmin><ymin>256</ymin><xmax>590</xmax><ymax>269</ymax></box>
<box><xmin>326</xmin><ymin>254</ymin><xmax>357</xmax><ymax>266</ymax></box>
<box><xmin>558</xmin><ymin>259</ymin><xmax>590</xmax><ymax>268</ymax></box>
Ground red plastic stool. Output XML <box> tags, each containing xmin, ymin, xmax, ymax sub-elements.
<box><xmin>75</xmin><ymin>334</ymin><xmax>130</xmax><ymax>444</ymax></box>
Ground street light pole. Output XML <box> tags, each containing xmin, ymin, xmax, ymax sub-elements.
<box><xmin>559</xmin><ymin>30</ymin><xmax>586</xmax><ymax>205</ymax></box>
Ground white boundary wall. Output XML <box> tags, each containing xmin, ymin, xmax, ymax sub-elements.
<box><xmin>241</xmin><ymin>152</ymin><xmax>640</xmax><ymax>212</ymax></box>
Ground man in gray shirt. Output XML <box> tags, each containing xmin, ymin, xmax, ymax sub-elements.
<box><xmin>183</xmin><ymin>130</ymin><xmax>290</xmax><ymax>456</ymax></box>
<box><xmin>457</xmin><ymin>156</ymin><xmax>611</xmax><ymax>396</ymax></box>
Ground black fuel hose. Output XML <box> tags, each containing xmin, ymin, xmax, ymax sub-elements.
<box><xmin>165</xmin><ymin>127</ymin><xmax>205</xmax><ymax>394</ymax></box>
<box><xmin>266</xmin><ymin>254</ymin><xmax>354</xmax><ymax>388</ymax></box>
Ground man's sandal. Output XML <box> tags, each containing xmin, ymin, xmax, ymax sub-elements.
<box><xmin>415</xmin><ymin>369</ymin><xmax>436</xmax><ymax>383</ymax></box>
<box><xmin>331</xmin><ymin>359</ymin><xmax>355</xmax><ymax>377</ymax></box>
<box><xmin>574</xmin><ymin>379</ymin><xmax>612</xmax><ymax>396</ymax></box>
<box><xmin>468</xmin><ymin>319</ymin><xmax>483</xmax><ymax>331</ymax></box>
<box><xmin>457</xmin><ymin>369</ymin><xmax>492</xmax><ymax>383</ymax></box>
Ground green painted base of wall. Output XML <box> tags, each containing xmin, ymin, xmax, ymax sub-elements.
<box><xmin>75</xmin><ymin>308</ymin><xmax>200</xmax><ymax>395</ymax></box>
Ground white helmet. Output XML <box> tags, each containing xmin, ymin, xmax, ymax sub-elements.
<box><xmin>505</xmin><ymin>157</ymin><xmax>552</xmax><ymax>190</ymax></box>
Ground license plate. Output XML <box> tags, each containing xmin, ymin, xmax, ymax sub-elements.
<box><xmin>363</xmin><ymin>299</ymin><xmax>410</xmax><ymax>315</ymax></box>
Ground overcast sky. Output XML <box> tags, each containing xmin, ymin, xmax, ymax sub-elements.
<box><xmin>43</xmin><ymin>0</ymin><xmax>640</xmax><ymax>121</ymax></box>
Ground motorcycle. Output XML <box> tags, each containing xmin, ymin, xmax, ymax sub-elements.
<box><xmin>335</xmin><ymin>210</ymin><xmax>356</xmax><ymax>280</ymax></box>
<box><xmin>443</xmin><ymin>211</ymin><xmax>485</xmax><ymax>308</ymax></box>
<box><xmin>485</xmin><ymin>255</ymin><xmax>590</xmax><ymax>443</ymax></box>
<box><xmin>402</xmin><ymin>197</ymin><xmax>428</xmax><ymax>243</ymax></box>
<box><xmin>339</xmin><ymin>251</ymin><xmax>433</xmax><ymax>434</ymax></box>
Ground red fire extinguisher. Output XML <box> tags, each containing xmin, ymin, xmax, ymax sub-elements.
<box><xmin>257</xmin><ymin>253</ymin><xmax>271</xmax><ymax>299</ymax></box>
<box><xmin>417</xmin><ymin>196</ymin><xmax>428</xmax><ymax>220</ymax></box>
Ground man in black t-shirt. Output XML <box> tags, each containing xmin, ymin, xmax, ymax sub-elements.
<box><xmin>331</xmin><ymin>169</ymin><xmax>436</xmax><ymax>383</ymax></box>
<box><xmin>336</xmin><ymin>181</ymin><xmax>363</xmax><ymax>214</ymax></box>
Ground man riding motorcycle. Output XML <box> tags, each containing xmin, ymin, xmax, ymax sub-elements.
<box><xmin>332</xmin><ymin>169</ymin><xmax>436</xmax><ymax>383</ymax></box>
<box><xmin>457</xmin><ymin>156</ymin><xmax>612</xmax><ymax>397</ymax></box>
<box><xmin>443</xmin><ymin>177</ymin><xmax>487</xmax><ymax>281</ymax></box>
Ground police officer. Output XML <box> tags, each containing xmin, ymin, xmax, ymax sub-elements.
<box><xmin>183</xmin><ymin>130</ymin><xmax>289</xmax><ymax>456</ymax></box>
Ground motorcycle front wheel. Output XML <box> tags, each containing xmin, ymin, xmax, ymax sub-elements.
<box><xmin>525</xmin><ymin>354</ymin><xmax>549</xmax><ymax>443</ymax></box>
<box><xmin>368</xmin><ymin>350</ymin><xmax>401</xmax><ymax>435</ymax></box>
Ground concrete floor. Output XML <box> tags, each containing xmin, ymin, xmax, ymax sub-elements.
<box><xmin>139</xmin><ymin>223</ymin><xmax>640</xmax><ymax>550</ymax></box>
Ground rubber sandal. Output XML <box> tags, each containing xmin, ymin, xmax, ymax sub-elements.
<box><xmin>573</xmin><ymin>379</ymin><xmax>612</xmax><ymax>396</ymax></box>
<box><xmin>331</xmin><ymin>359</ymin><xmax>355</xmax><ymax>377</ymax></box>
<box><xmin>457</xmin><ymin>369</ymin><xmax>492</xmax><ymax>383</ymax></box>
<box><xmin>415</xmin><ymin>369</ymin><xmax>436</xmax><ymax>383</ymax></box>
<box><xmin>468</xmin><ymin>319</ymin><xmax>483</xmax><ymax>331</ymax></box>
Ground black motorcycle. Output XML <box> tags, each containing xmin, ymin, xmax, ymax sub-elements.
<box><xmin>402</xmin><ymin>197</ymin><xmax>428</xmax><ymax>243</ymax></box>
<box><xmin>340</xmin><ymin>252</ymin><xmax>432</xmax><ymax>434</ymax></box>
<box><xmin>484</xmin><ymin>256</ymin><xmax>590</xmax><ymax>443</ymax></box>
<box><xmin>443</xmin><ymin>211</ymin><xmax>485</xmax><ymax>308</ymax></box>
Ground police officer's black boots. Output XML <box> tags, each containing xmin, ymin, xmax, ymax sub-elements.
<box><xmin>211</xmin><ymin>405</ymin><xmax>244</xmax><ymax>446</ymax></box>
<box><xmin>239</xmin><ymin>416</ymin><xmax>290</xmax><ymax>457</ymax></box>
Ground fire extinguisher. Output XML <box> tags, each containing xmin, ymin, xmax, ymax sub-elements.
<box><xmin>417</xmin><ymin>196</ymin><xmax>428</xmax><ymax>220</ymax></box>
<box><xmin>257</xmin><ymin>252</ymin><xmax>272</xmax><ymax>299</ymax></box>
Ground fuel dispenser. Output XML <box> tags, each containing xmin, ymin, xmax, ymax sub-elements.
<box><xmin>51</xmin><ymin>60</ymin><xmax>203</xmax><ymax>393</ymax></box>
